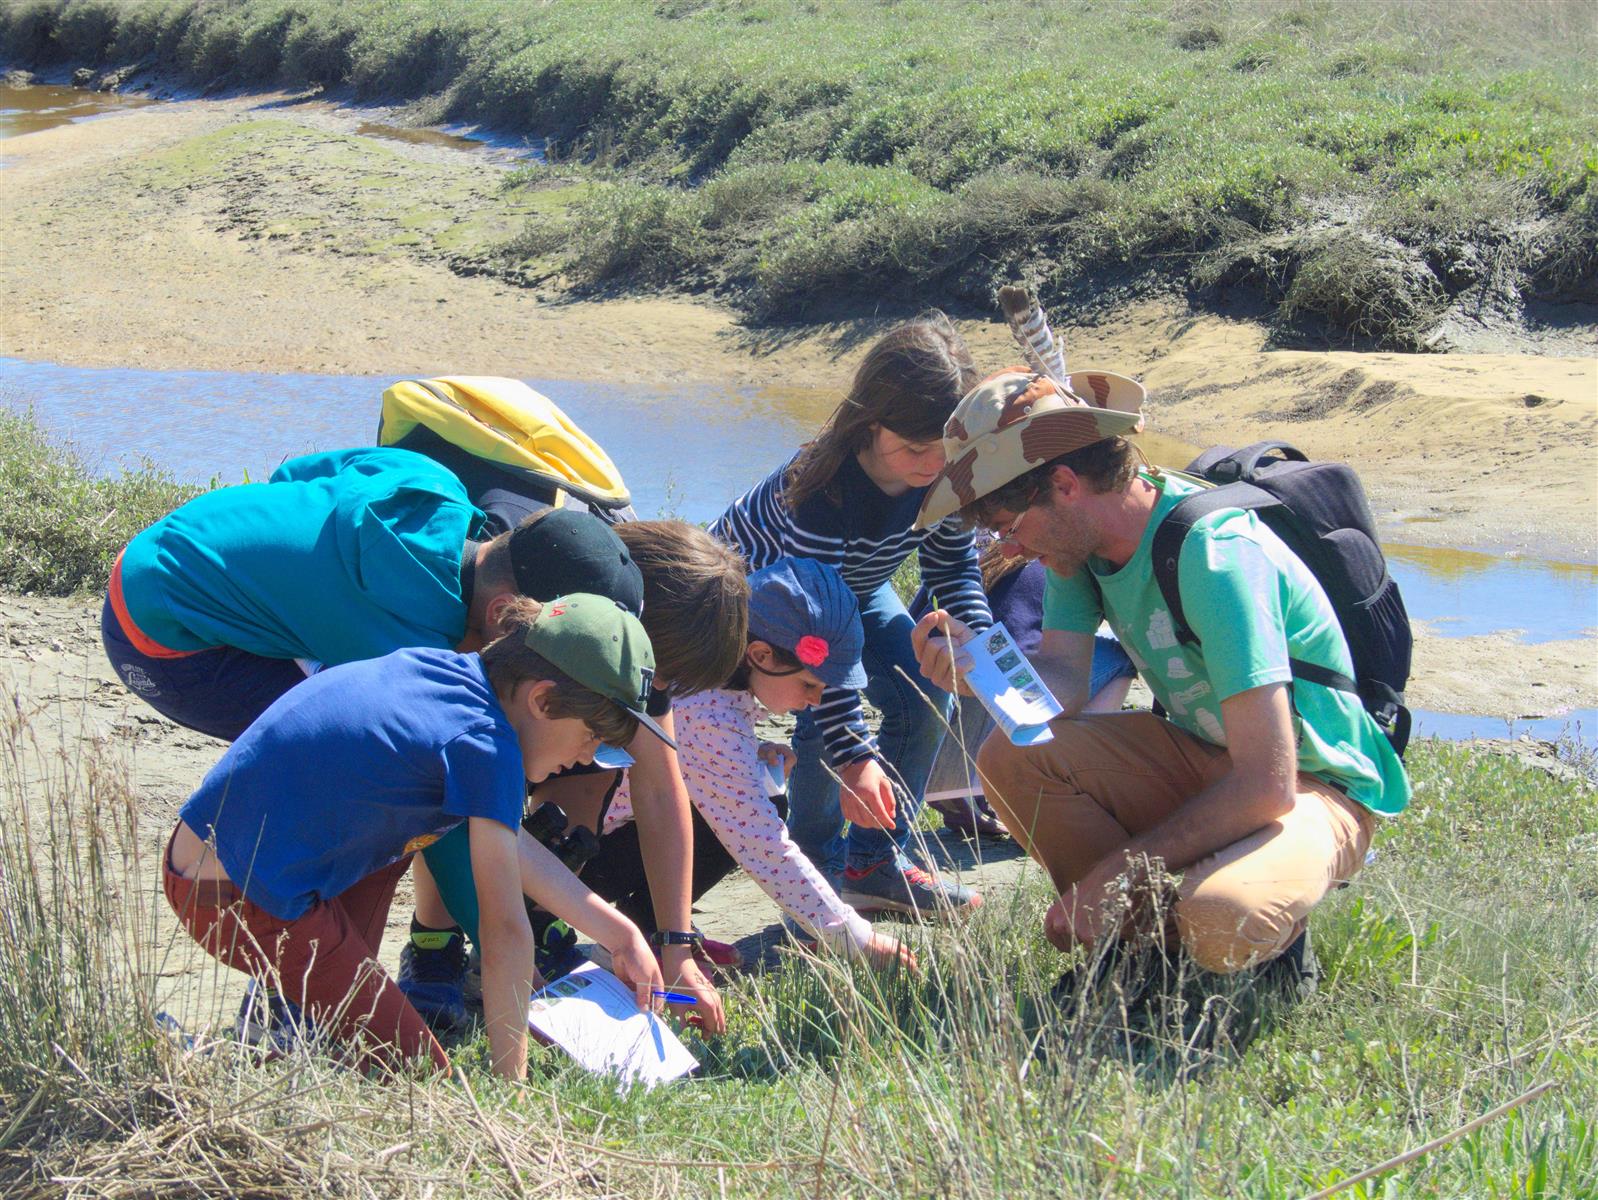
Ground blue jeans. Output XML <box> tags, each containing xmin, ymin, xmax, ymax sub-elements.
<box><xmin>785</xmin><ymin>582</ymin><xmax>951</xmax><ymax>878</ymax></box>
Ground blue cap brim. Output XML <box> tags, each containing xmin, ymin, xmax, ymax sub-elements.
<box><xmin>816</xmin><ymin>659</ymin><xmax>869</xmax><ymax>690</ymax></box>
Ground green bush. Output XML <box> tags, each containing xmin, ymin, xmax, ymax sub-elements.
<box><xmin>0</xmin><ymin>410</ymin><xmax>204</xmax><ymax>596</ymax></box>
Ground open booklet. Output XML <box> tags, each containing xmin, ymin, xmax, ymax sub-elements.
<box><xmin>955</xmin><ymin>621</ymin><xmax>1064</xmax><ymax>746</ymax></box>
<box><xmin>527</xmin><ymin>960</ymin><xmax>698</xmax><ymax>1087</ymax></box>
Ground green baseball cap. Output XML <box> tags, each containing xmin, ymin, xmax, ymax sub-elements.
<box><xmin>521</xmin><ymin>592</ymin><xmax>677</xmax><ymax>750</ymax></box>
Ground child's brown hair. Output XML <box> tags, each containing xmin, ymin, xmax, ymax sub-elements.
<box><xmin>784</xmin><ymin>312</ymin><xmax>978</xmax><ymax>510</ymax></box>
<box><xmin>613</xmin><ymin>521</ymin><xmax>749</xmax><ymax>697</ymax></box>
<box><xmin>480</xmin><ymin>596</ymin><xmax>640</xmax><ymax>746</ymax></box>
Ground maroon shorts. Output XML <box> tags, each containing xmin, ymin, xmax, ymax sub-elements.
<box><xmin>162</xmin><ymin>831</ymin><xmax>447</xmax><ymax>1073</ymax></box>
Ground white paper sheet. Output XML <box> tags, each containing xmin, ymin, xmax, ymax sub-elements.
<box><xmin>955</xmin><ymin>621</ymin><xmax>1064</xmax><ymax>746</ymax></box>
<box><xmin>759</xmin><ymin>756</ymin><xmax>787</xmax><ymax>798</ymax></box>
<box><xmin>527</xmin><ymin>961</ymin><xmax>698</xmax><ymax>1086</ymax></box>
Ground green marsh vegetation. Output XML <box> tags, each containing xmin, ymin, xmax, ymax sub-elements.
<box><xmin>4</xmin><ymin>0</ymin><xmax>1595</xmax><ymax>347</ymax></box>
<box><xmin>0</xmin><ymin>409</ymin><xmax>202</xmax><ymax>595</ymax></box>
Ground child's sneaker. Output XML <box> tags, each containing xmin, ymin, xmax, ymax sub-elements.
<box><xmin>397</xmin><ymin>927</ymin><xmax>469</xmax><ymax>1035</ymax></box>
<box><xmin>838</xmin><ymin>856</ymin><xmax>982</xmax><ymax>922</ymax></box>
<box><xmin>234</xmin><ymin>979</ymin><xmax>315</xmax><ymax>1055</ymax></box>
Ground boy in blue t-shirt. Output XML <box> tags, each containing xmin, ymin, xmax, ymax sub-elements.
<box><xmin>164</xmin><ymin>593</ymin><xmax>672</xmax><ymax>1080</ymax></box>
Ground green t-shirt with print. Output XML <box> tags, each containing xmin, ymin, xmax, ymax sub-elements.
<box><xmin>1042</xmin><ymin>472</ymin><xmax>1409</xmax><ymax>815</ymax></box>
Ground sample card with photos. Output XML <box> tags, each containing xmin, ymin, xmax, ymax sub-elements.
<box><xmin>956</xmin><ymin>622</ymin><xmax>1064</xmax><ymax>746</ymax></box>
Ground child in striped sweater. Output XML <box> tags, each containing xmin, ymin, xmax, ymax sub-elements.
<box><xmin>712</xmin><ymin>314</ymin><xmax>990</xmax><ymax>919</ymax></box>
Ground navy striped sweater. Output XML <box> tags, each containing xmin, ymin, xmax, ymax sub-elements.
<box><xmin>712</xmin><ymin>452</ymin><xmax>992</xmax><ymax>766</ymax></box>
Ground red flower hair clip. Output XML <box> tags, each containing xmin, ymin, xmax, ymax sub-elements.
<box><xmin>794</xmin><ymin>635</ymin><xmax>829</xmax><ymax>668</ymax></box>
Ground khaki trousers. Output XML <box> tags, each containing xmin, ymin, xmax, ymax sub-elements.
<box><xmin>976</xmin><ymin>712</ymin><xmax>1375</xmax><ymax>973</ymax></box>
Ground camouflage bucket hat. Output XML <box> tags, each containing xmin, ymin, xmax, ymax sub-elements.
<box><xmin>913</xmin><ymin>368</ymin><xmax>1147</xmax><ymax>529</ymax></box>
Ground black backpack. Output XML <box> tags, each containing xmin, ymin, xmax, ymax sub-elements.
<box><xmin>1150</xmin><ymin>441</ymin><xmax>1413</xmax><ymax>756</ymax></box>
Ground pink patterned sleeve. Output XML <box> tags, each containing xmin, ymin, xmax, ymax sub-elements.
<box><xmin>675</xmin><ymin>692</ymin><xmax>873</xmax><ymax>953</ymax></box>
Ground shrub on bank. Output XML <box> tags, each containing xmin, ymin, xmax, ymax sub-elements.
<box><xmin>3</xmin><ymin>0</ymin><xmax>1595</xmax><ymax>341</ymax></box>
<box><xmin>0</xmin><ymin>409</ymin><xmax>203</xmax><ymax>596</ymax></box>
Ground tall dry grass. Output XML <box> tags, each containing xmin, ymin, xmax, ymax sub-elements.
<box><xmin>0</xmin><ymin>673</ymin><xmax>1592</xmax><ymax>1198</ymax></box>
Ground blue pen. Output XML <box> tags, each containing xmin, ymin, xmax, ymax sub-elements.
<box><xmin>651</xmin><ymin>989</ymin><xmax>699</xmax><ymax>1005</ymax></box>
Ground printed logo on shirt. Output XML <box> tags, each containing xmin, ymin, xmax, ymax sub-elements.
<box><xmin>1146</xmin><ymin>609</ymin><xmax>1178</xmax><ymax>650</ymax></box>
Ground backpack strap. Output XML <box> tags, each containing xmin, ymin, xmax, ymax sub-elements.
<box><xmin>1150</xmin><ymin>486</ymin><xmax>1359</xmax><ymax>698</ymax></box>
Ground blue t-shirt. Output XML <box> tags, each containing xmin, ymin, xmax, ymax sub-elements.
<box><xmin>119</xmin><ymin>447</ymin><xmax>481</xmax><ymax>665</ymax></box>
<box><xmin>179</xmin><ymin>647</ymin><xmax>526</xmax><ymax>920</ymax></box>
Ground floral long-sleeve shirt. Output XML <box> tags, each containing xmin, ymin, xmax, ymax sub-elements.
<box><xmin>607</xmin><ymin>688</ymin><xmax>874</xmax><ymax>952</ymax></box>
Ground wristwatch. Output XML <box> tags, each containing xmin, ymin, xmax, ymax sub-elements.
<box><xmin>648</xmin><ymin>929</ymin><xmax>704</xmax><ymax>947</ymax></box>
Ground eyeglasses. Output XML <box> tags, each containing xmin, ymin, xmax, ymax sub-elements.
<box><xmin>994</xmin><ymin>508</ymin><xmax>1028</xmax><ymax>547</ymax></box>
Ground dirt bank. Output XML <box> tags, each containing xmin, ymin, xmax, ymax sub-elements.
<box><xmin>1</xmin><ymin>90</ymin><xmax>1593</xmax><ymax>559</ymax></box>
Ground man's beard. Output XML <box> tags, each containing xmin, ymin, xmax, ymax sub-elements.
<box><xmin>1034</xmin><ymin>509</ymin><xmax>1100</xmax><ymax>578</ymax></box>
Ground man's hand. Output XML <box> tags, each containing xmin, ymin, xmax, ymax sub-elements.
<box><xmin>911</xmin><ymin>610</ymin><xmax>976</xmax><ymax>696</ymax></box>
<box><xmin>660</xmin><ymin>946</ymin><xmax>726</xmax><ymax>1035</ymax></box>
<box><xmin>1044</xmin><ymin>852</ymin><xmax>1160</xmax><ymax>951</ymax></box>
<box><xmin>837</xmin><ymin>758</ymin><xmax>896</xmax><ymax>829</ymax></box>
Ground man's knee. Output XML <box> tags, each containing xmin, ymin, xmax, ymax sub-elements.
<box><xmin>975</xmin><ymin>726</ymin><xmax>1023</xmax><ymax>797</ymax></box>
<box><xmin>1175</xmin><ymin>893</ymin><xmax>1299</xmax><ymax>975</ymax></box>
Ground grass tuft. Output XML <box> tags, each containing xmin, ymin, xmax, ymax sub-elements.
<box><xmin>0</xmin><ymin>408</ymin><xmax>203</xmax><ymax>596</ymax></box>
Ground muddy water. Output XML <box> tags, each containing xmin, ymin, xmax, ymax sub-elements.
<box><xmin>0</xmin><ymin>81</ymin><xmax>540</xmax><ymax>163</ymax></box>
<box><xmin>353</xmin><ymin>120</ymin><xmax>546</xmax><ymax>162</ymax></box>
<box><xmin>0</xmin><ymin>82</ymin><xmax>154</xmax><ymax>142</ymax></box>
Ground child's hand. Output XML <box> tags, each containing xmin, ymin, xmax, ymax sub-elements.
<box><xmin>608</xmin><ymin>930</ymin><xmax>666</xmax><ymax>1011</ymax></box>
<box><xmin>861</xmin><ymin>932</ymin><xmax>918</xmax><ymax>973</ymax></box>
<box><xmin>756</xmin><ymin>742</ymin><xmax>796</xmax><ymax>779</ymax></box>
<box><xmin>837</xmin><ymin>758</ymin><xmax>896</xmax><ymax>829</ymax></box>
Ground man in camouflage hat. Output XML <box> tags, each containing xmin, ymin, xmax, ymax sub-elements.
<box><xmin>910</xmin><ymin>367</ymin><xmax>1408</xmax><ymax>1001</ymax></box>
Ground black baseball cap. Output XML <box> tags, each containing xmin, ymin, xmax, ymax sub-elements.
<box><xmin>508</xmin><ymin>508</ymin><xmax>644</xmax><ymax>617</ymax></box>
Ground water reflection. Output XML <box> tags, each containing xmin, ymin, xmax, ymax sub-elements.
<box><xmin>0</xmin><ymin>82</ymin><xmax>155</xmax><ymax>140</ymax></box>
<box><xmin>1387</xmin><ymin>543</ymin><xmax>1598</xmax><ymax>645</ymax></box>
<box><xmin>1413</xmin><ymin>707</ymin><xmax>1596</xmax><ymax>745</ymax></box>
<box><xmin>0</xmin><ymin>358</ymin><xmax>817</xmax><ymax>526</ymax></box>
